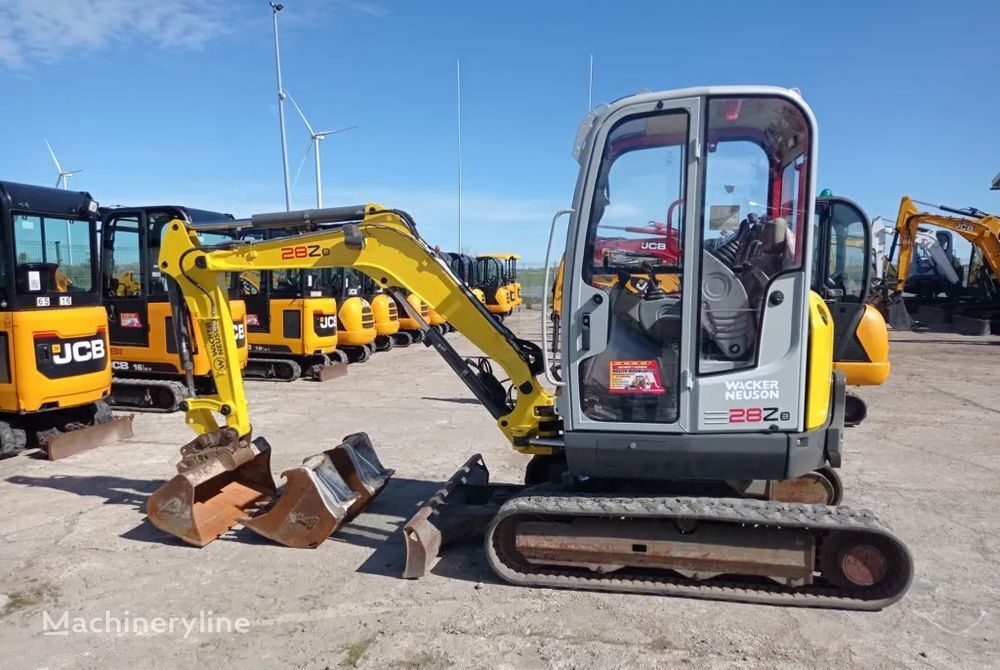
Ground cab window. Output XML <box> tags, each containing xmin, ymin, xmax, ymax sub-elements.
<box><xmin>12</xmin><ymin>214</ymin><xmax>95</xmax><ymax>294</ymax></box>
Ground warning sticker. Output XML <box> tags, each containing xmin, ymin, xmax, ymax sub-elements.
<box><xmin>121</xmin><ymin>312</ymin><xmax>143</xmax><ymax>328</ymax></box>
<box><xmin>609</xmin><ymin>360</ymin><xmax>665</xmax><ymax>394</ymax></box>
<box><xmin>246</xmin><ymin>313</ymin><xmax>261</xmax><ymax>327</ymax></box>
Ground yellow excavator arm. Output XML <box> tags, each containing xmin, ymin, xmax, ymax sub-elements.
<box><xmin>158</xmin><ymin>204</ymin><xmax>557</xmax><ymax>452</ymax></box>
<box><xmin>893</xmin><ymin>195</ymin><xmax>1000</xmax><ymax>292</ymax></box>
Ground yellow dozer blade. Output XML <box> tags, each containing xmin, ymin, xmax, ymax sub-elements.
<box><xmin>243</xmin><ymin>432</ymin><xmax>393</xmax><ymax>548</ymax></box>
<box><xmin>146</xmin><ymin>428</ymin><xmax>278</xmax><ymax>547</ymax></box>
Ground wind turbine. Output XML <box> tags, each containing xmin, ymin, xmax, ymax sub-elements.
<box><xmin>44</xmin><ymin>139</ymin><xmax>81</xmax><ymax>189</ymax></box>
<box><xmin>286</xmin><ymin>92</ymin><xmax>356</xmax><ymax>208</ymax></box>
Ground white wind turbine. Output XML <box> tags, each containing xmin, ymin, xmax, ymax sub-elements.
<box><xmin>44</xmin><ymin>139</ymin><xmax>81</xmax><ymax>189</ymax></box>
<box><xmin>286</xmin><ymin>92</ymin><xmax>356</xmax><ymax>208</ymax></box>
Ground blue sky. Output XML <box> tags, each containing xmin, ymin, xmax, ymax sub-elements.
<box><xmin>1</xmin><ymin>0</ymin><xmax>997</xmax><ymax>263</ymax></box>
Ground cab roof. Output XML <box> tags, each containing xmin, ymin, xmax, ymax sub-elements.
<box><xmin>0</xmin><ymin>180</ymin><xmax>98</xmax><ymax>219</ymax></box>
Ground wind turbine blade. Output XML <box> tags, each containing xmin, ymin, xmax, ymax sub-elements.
<box><xmin>285</xmin><ymin>92</ymin><xmax>316</xmax><ymax>136</ymax></box>
<box><xmin>291</xmin><ymin>139</ymin><xmax>313</xmax><ymax>190</ymax></box>
<box><xmin>44</xmin><ymin>138</ymin><xmax>63</xmax><ymax>173</ymax></box>
<box><xmin>315</xmin><ymin>125</ymin><xmax>358</xmax><ymax>137</ymax></box>
<box><xmin>66</xmin><ymin>169</ymin><xmax>83</xmax><ymax>176</ymax></box>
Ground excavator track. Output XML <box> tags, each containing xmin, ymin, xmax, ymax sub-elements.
<box><xmin>109</xmin><ymin>378</ymin><xmax>189</xmax><ymax>413</ymax></box>
<box><xmin>486</xmin><ymin>495</ymin><xmax>913</xmax><ymax>611</ymax></box>
<box><xmin>244</xmin><ymin>357</ymin><xmax>302</xmax><ymax>382</ymax></box>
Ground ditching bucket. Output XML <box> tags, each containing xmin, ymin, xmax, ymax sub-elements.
<box><xmin>402</xmin><ymin>454</ymin><xmax>522</xmax><ymax>579</ymax></box>
<box><xmin>146</xmin><ymin>429</ymin><xmax>277</xmax><ymax>547</ymax></box>
<box><xmin>242</xmin><ymin>432</ymin><xmax>393</xmax><ymax>548</ymax></box>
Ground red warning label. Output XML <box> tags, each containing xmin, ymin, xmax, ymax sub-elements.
<box><xmin>609</xmin><ymin>360</ymin><xmax>665</xmax><ymax>394</ymax></box>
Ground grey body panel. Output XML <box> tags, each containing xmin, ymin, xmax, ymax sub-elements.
<box><xmin>564</xmin><ymin>372</ymin><xmax>845</xmax><ymax>481</ymax></box>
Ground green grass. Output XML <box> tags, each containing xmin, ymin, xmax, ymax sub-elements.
<box><xmin>345</xmin><ymin>636</ymin><xmax>376</xmax><ymax>667</ymax></box>
<box><xmin>1</xmin><ymin>582</ymin><xmax>61</xmax><ymax>617</ymax></box>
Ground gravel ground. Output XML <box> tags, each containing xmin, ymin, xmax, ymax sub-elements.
<box><xmin>1</xmin><ymin>310</ymin><xmax>998</xmax><ymax>670</ymax></box>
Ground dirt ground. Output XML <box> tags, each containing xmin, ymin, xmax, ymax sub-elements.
<box><xmin>1</xmin><ymin>310</ymin><xmax>998</xmax><ymax>670</ymax></box>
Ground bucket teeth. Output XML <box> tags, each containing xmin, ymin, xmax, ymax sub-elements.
<box><xmin>241</xmin><ymin>432</ymin><xmax>394</xmax><ymax>548</ymax></box>
<box><xmin>146</xmin><ymin>431</ymin><xmax>278</xmax><ymax>547</ymax></box>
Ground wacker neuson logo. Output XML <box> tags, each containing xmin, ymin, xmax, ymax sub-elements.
<box><xmin>42</xmin><ymin>609</ymin><xmax>250</xmax><ymax>638</ymax></box>
<box><xmin>724</xmin><ymin>379</ymin><xmax>780</xmax><ymax>400</ymax></box>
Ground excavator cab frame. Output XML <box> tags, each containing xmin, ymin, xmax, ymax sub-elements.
<box><xmin>814</xmin><ymin>195</ymin><xmax>889</xmax><ymax>424</ymax></box>
<box><xmin>100</xmin><ymin>205</ymin><xmax>250</xmax><ymax>411</ymax></box>
<box><xmin>476</xmin><ymin>255</ymin><xmax>513</xmax><ymax>318</ymax></box>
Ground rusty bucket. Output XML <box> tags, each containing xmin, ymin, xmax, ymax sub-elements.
<box><xmin>242</xmin><ymin>432</ymin><xmax>393</xmax><ymax>548</ymax></box>
<box><xmin>146</xmin><ymin>429</ymin><xmax>277</xmax><ymax>547</ymax></box>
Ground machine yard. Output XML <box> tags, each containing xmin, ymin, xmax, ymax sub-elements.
<box><xmin>1</xmin><ymin>310</ymin><xmax>997</xmax><ymax>670</ymax></box>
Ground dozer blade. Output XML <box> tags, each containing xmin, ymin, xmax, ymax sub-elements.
<box><xmin>45</xmin><ymin>415</ymin><xmax>135</xmax><ymax>461</ymax></box>
<box><xmin>313</xmin><ymin>362</ymin><xmax>349</xmax><ymax>382</ymax></box>
<box><xmin>242</xmin><ymin>432</ymin><xmax>393</xmax><ymax>548</ymax></box>
<box><xmin>146</xmin><ymin>429</ymin><xmax>277</xmax><ymax>547</ymax></box>
<box><xmin>402</xmin><ymin>453</ymin><xmax>522</xmax><ymax>579</ymax></box>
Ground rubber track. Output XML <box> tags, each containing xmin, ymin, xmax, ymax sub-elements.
<box><xmin>486</xmin><ymin>495</ymin><xmax>913</xmax><ymax>611</ymax></box>
<box><xmin>109</xmin><ymin>378</ymin><xmax>188</xmax><ymax>413</ymax></box>
<box><xmin>244</xmin><ymin>357</ymin><xmax>301</xmax><ymax>382</ymax></box>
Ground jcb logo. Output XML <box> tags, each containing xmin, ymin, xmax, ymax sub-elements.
<box><xmin>53</xmin><ymin>339</ymin><xmax>106</xmax><ymax>365</ymax></box>
<box><xmin>314</xmin><ymin>313</ymin><xmax>337</xmax><ymax>335</ymax></box>
<box><xmin>233</xmin><ymin>322</ymin><xmax>247</xmax><ymax>347</ymax></box>
<box><xmin>640</xmin><ymin>241</ymin><xmax>667</xmax><ymax>251</ymax></box>
<box><xmin>35</xmin><ymin>331</ymin><xmax>109</xmax><ymax>379</ymax></box>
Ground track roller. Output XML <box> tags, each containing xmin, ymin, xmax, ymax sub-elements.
<box><xmin>374</xmin><ymin>334</ymin><xmax>395</xmax><ymax>352</ymax></box>
<box><xmin>391</xmin><ymin>332</ymin><xmax>414</xmax><ymax>347</ymax></box>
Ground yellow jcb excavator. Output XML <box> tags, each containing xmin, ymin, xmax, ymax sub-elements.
<box><xmin>884</xmin><ymin>196</ymin><xmax>1000</xmax><ymax>334</ymax></box>
<box><xmin>0</xmin><ymin>181</ymin><xmax>134</xmax><ymax>459</ymax></box>
<box><xmin>148</xmin><ymin>87</ymin><xmax>913</xmax><ymax>610</ymax></box>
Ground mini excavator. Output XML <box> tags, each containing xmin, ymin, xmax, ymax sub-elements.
<box><xmin>148</xmin><ymin>87</ymin><xmax>912</xmax><ymax>610</ymax></box>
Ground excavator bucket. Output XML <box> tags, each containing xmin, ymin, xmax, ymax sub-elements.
<box><xmin>44</xmin><ymin>415</ymin><xmax>136</xmax><ymax>461</ymax></box>
<box><xmin>242</xmin><ymin>432</ymin><xmax>393</xmax><ymax>548</ymax></box>
<box><xmin>402</xmin><ymin>454</ymin><xmax>522</xmax><ymax>579</ymax></box>
<box><xmin>146</xmin><ymin>429</ymin><xmax>277</xmax><ymax>547</ymax></box>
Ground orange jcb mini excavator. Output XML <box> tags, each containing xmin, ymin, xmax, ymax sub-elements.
<box><xmin>0</xmin><ymin>181</ymin><xmax>133</xmax><ymax>459</ymax></box>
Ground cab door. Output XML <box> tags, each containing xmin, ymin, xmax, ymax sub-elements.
<box><xmin>562</xmin><ymin>96</ymin><xmax>700</xmax><ymax>434</ymax></box>
<box><xmin>102</xmin><ymin>210</ymin><xmax>150</xmax><ymax>348</ymax></box>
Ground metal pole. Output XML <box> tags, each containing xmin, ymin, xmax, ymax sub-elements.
<box><xmin>271</xmin><ymin>3</ymin><xmax>292</xmax><ymax>211</ymax></box>
<box><xmin>457</xmin><ymin>59</ymin><xmax>463</xmax><ymax>252</ymax></box>
<box><xmin>315</xmin><ymin>136</ymin><xmax>323</xmax><ymax>208</ymax></box>
<box><xmin>588</xmin><ymin>53</ymin><xmax>594</xmax><ymax>110</ymax></box>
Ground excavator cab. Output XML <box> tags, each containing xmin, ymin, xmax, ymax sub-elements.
<box><xmin>101</xmin><ymin>206</ymin><xmax>250</xmax><ymax>411</ymax></box>
<box><xmin>353</xmin><ymin>270</ymin><xmax>409</xmax><ymax>350</ymax></box>
<box><xmin>476</xmin><ymin>255</ymin><xmax>513</xmax><ymax>319</ymax></box>
<box><xmin>234</xmin><ymin>228</ymin><xmax>349</xmax><ymax>380</ymax></box>
<box><xmin>447</xmin><ymin>252</ymin><xmax>486</xmax><ymax>304</ymax></box>
<box><xmin>814</xmin><ymin>195</ymin><xmax>890</xmax><ymax>425</ymax></box>
<box><xmin>0</xmin><ymin>181</ymin><xmax>134</xmax><ymax>458</ymax></box>
<box><xmin>329</xmin><ymin>268</ymin><xmax>378</xmax><ymax>362</ymax></box>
